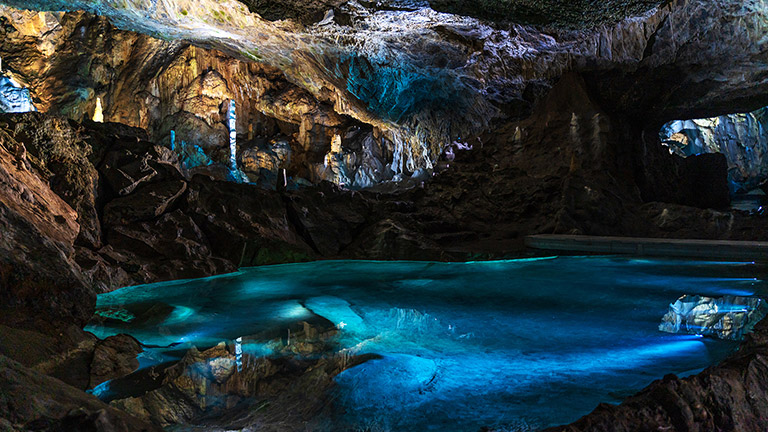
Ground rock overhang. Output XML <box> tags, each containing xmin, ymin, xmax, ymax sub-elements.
<box><xmin>1</xmin><ymin>0</ymin><xmax>768</xmax><ymax>174</ymax></box>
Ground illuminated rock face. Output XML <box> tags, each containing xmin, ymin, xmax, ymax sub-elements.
<box><xmin>1</xmin><ymin>0</ymin><xmax>768</xmax><ymax>186</ymax></box>
<box><xmin>0</xmin><ymin>8</ymin><xmax>403</xmax><ymax>188</ymax></box>
<box><xmin>659</xmin><ymin>294</ymin><xmax>768</xmax><ymax>340</ymax></box>
<box><xmin>0</xmin><ymin>75</ymin><xmax>33</xmax><ymax>113</ymax></box>
<box><xmin>660</xmin><ymin>109</ymin><xmax>768</xmax><ymax>193</ymax></box>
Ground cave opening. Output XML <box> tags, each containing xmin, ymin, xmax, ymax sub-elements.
<box><xmin>659</xmin><ymin>107</ymin><xmax>768</xmax><ymax>213</ymax></box>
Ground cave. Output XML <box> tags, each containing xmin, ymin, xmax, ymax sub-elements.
<box><xmin>2</xmin><ymin>0</ymin><xmax>768</xmax><ymax>431</ymax></box>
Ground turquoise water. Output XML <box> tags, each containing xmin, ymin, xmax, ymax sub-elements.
<box><xmin>86</xmin><ymin>256</ymin><xmax>767</xmax><ymax>431</ymax></box>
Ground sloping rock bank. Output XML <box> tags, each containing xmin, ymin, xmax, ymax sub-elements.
<box><xmin>0</xmin><ymin>355</ymin><xmax>159</xmax><ymax>432</ymax></box>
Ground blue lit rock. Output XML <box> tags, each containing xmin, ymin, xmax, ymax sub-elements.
<box><xmin>0</xmin><ymin>75</ymin><xmax>34</xmax><ymax>113</ymax></box>
<box><xmin>659</xmin><ymin>294</ymin><xmax>768</xmax><ymax>340</ymax></box>
<box><xmin>660</xmin><ymin>109</ymin><xmax>768</xmax><ymax>193</ymax></box>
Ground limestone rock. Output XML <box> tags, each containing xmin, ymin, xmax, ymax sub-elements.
<box><xmin>184</xmin><ymin>176</ymin><xmax>315</xmax><ymax>265</ymax></box>
<box><xmin>101</xmin><ymin>151</ymin><xmax>160</xmax><ymax>196</ymax></box>
<box><xmin>0</xmin><ymin>126</ymin><xmax>92</xmax><ymax>331</ymax></box>
<box><xmin>104</xmin><ymin>180</ymin><xmax>188</xmax><ymax>226</ymax></box>
<box><xmin>105</xmin><ymin>209</ymin><xmax>235</xmax><ymax>282</ymax></box>
<box><xmin>282</xmin><ymin>182</ymin><xmax>370</xmax><ymax>256</ymax></box>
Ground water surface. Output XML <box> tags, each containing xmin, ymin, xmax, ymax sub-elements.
<box><xmin>86</xmin><ymin>256</ymin><xmax>768</xmax><ymax>431</ymax></box>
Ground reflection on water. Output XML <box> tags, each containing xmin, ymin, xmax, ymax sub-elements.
<box><xmin>86</xmin><ymin>256</ymin><xmax>768</xmax><ymax>431</ymax></box>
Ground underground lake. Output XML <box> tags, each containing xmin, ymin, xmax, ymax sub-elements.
<box><xmin>82</xmin><ymin>256</ymin><xmax>768</xmax><ymax>431</ymax></box>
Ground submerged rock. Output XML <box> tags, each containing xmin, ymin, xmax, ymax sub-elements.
<box><xmin>90</xmin><ymin>334</ymin><xmax>143</xmax><ymax>390</ymax></box>
<box><xmin>659</xmin><ymin>294</ymin><xmax>768</xmax><ymax>340</ymax></box>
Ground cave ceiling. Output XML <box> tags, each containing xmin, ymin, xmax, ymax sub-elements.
<box><xmin>239</xmin><ymin>0</ymin><xmax>664</xmax><ymax>28</ymax></box>
<box><xmin>0</xmin><ymin>0</ymin><xmax>767</xmax><ymax>160</ymax></box>
<box><xmin>428</xmin><ymin>0</ymin><xmax>664</xmax><ymax>27</ymax></box>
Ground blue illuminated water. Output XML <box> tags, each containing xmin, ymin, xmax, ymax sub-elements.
<box><xmin>86</xmin><ymin>256</ymin><xmax>768</xmax><ymax>431</ymax></box>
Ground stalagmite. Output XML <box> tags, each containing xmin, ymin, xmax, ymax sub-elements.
<box><xmin>93</xmin><ymin>97</ymin><xmax>104</xmax><ymax>122</ymax></box>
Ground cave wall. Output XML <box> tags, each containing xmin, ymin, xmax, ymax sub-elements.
<box><xmin>0</xmin><ymin>7</ymin><xmax>398</xmax><ymax>187</ymax></box>
<box><xmin>0</xmin><ymin>0</ymin><xmax>765</xmax><ymax>194</ymax></box>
